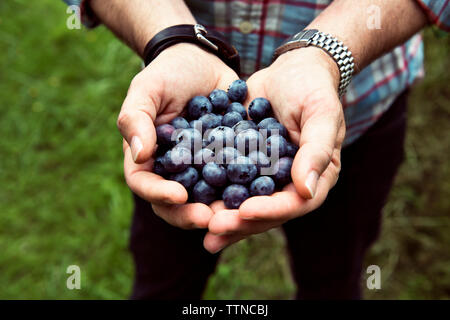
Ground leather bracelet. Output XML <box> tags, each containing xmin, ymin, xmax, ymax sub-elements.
<box><xmin>143</xmin><ymin>24</ymin><xmax>240</xmax><ymax>75</ymax></box>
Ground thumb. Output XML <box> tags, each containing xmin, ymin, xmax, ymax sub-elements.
<box><xmin>117</xmin><ymin>77</ymin><xmax>159</xmax><ymax>164</ymax></box>
<box><xmin>291</xmin><ymin>91</ymin><xmax>344</xmax><ymax>199</ymax></box>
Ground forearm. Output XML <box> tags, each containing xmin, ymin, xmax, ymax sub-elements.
<box><xmin>307</xmin><ymin>0</ymin><xmax>428</xmax><ymax>72</ymax></box>
<box><xmin>89</xmin><ymin>0</ymin><xmax>196</xmax><ymax>56</ymax></box>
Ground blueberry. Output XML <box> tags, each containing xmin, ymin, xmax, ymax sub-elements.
<box><xmin>208</xmin><ymin>89</ymin><xmax>229</xmax><ymax>114</ymax></box>
<box><xmin>197</xmin><ymin>113</ymin><xmax>222</xmax><ymax>133</ymax></box>
<box><xmin>248</xmin><ymin>150</ymin><xmax>271</xmax><ymax>174</ymax></box>
<box><xmin>257</xmin><ymin>117</ymin><xmax>278</xmax><ymax>130</ymax></box>
<box><xmin>216</xmin><ymin>114</ymin><xmax>224</xmax><ymax>126</ymax></box>
<box><xmin>226</xmin><ymin>102</ymin><xmax>247</xmax><ymax>119</ymax></box>
<box><xmin>190</xmin><ymin>119</ymin><xmax>201</xmax><ymax>130</ymax></box>
<box><xmin>153</xmin><ymin>156</ymin><xmax>168</xmax><ymax>177</ymax></box>
<box><xmin>232</xmin><ymin>120</ymin><xmax>257</xmax><ymax>135</ymax></box>
<box><xmin>170</xmin><ymin>117</ymin><xmax>190</xmax><ymax>129</ymax></box>
<box><xmin>273</xmin><ymin>157</ymin><xmax>294</xmax><ymax>187</ymax></box>
<box><xmin>175</xmin><ymin>128</ymin><xmax>202</xmax><ymax>152</ymax></box>
<box><xmin>156</xmin><ymin>124</ymin><xmax>176</xmax><ymax>146</ymax></box>
<box><xmin>222</xmin><ymin>184</ymin><xmax>250</xmax><ymax>209</ymax></box>
<box><xmin>266</xmin><ymin>122</ymin><xmax>288</xmax><ymax>139</ymax></box>
<box><xmin>193</xmin><ymin>148</ymin><xmax>215</xmax><ymax>170</ymax></box>
<box><xmin>227</xmin><ymin>79</ymin><xmax>248</xmax><ymax>103</ymax></box>
<box><xmin>222</xmin><ymin>111</ymin><xmax>243</xmax><ymax>128</ymax></box>
<box><xmin>266</xmin><ymin>135</ymin><xmax>287</xmax><ymax>158</ymax></box>
<box><xmin>250</xmin><ymin>176</ymin><xmax>275</xmax><ymax>196</ymax></box>
<box><xmin>202</xmin><ymin>139</ymin><xmax>211</xmax><ymax>149</ymax></box>
<box><xmin>162</xmin><ymin>147</ymin><xmax>192</xmax><ymax>173</ymax></box>
<box><xmin>202</xmin><ymin>163</ymin><xmax>227</xmax><ymax>187</ymax></box>
<box><xmin>169</xmin><ymin>167</ymin><xmax>199</xmax><ymax>189</ymax></box>
<box><xmin>192</xmin><ymin>180</ymin><xmax>217</xmax><ymax>205</ymax></box>
<box><xmin>248</xmin><ymin>97</ymin><xmax>272</xmax><ymax>122</ymax></box>
<box><xmin>234</xmin><ymin>128</ymin><xmax>263</xmax><ymax>155</ymax></box>
<box><xmin>226</xmin><ymin>156</ymin><xmax>258</xmax><ymax>184</ymax></box>
<box><xmin>207</xmin><ymin>126</ymin><xmax>235</xmax><ymax>149</ymax></box>
<box><xmin>215</xmin><ymin>147</ymin><xmax>241</xmax><ymax>166</ymax></box>
<box><xmin>155</xmin><ymin>143</ymin><xmax>170</xmax><ymax>157</ymax></box>
<box><xmin>285</xmin><ymin>142</ymin><xmax>299</xmax><ymax>158</ymax></box>
<box><xmin>187</xmin><ymin>96</ymin><xmax>213</xmax><ymax>119</ymax></box>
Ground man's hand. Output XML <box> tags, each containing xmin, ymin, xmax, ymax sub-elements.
<box><xmin>119</xmin><ymin>43</ymin><xmax>238</xmax><ymax>229</ymax></box>
<box><xmin>204</xmin><ymin>47</ymin><xmax>345</xmax><ymax>253</ymax></box>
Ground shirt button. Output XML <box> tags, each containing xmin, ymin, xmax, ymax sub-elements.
<box><xmin>239</xmin><ymin>21</ymin><xmax>254</xmax><ymax>34</ymax></box>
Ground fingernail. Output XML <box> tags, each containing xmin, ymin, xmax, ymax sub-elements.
<box><xmin>305</xmin><ymin>170</ymin><xmax>319</xmax><ymax>198</ymax></box>
<box><xmin>131</xmin><ymin>136</ymin><xmax>143</xmax><ymax>162</ymax></box>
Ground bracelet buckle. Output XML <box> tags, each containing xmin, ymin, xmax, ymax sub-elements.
<box><xmin>194</xmin><ymin>24</ymin><xmax>219</xmax><ymax>51</ymax></box>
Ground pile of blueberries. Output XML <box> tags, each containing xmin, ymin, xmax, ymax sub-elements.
<box><xmin>153</xmin><ymin>79</ymin><xmax>298</xmax><ymax>209</ymax></box>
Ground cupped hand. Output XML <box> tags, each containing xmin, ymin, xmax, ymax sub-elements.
<box><xmin>204</xmin><ymin>47</ymin><xmax>346</xmax><ymax>253</ymax></box>
<box><xmin>119</xmin><ymin>43</ymin><xmax>239</xmax><ymax>229</ymax></box>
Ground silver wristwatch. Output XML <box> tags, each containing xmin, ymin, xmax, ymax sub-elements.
<box><xmin>273</xmin><ymin>29</ymin><xmax>354</xmax><ymax>97</ymax></box>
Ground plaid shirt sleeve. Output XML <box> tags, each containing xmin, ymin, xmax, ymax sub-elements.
<box><xmin>415</xmin><ymin>0</ymin><xmax>450</xmax><ymax>31</ymax></box>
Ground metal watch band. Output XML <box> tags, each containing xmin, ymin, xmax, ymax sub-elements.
<box><xmin>143</xmin><ymin>24</ymin><xmax>240</xmax><ymax>75</ymax></box>
<box><xmin>273</xmin><ymin>29</ymin><xmax>354</xmax><ymax>97</ymax></box>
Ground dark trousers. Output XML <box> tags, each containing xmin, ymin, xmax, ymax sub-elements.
<box><xmin>129</xmin><ymin>91</ymin><xmax>408</xmax><ymax>300</ymax></box>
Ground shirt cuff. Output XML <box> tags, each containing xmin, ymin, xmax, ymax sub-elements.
<box><xmin>415</xmin><ymin>0</ymin><xmax>450</xmax><ymax>31</ymax></box>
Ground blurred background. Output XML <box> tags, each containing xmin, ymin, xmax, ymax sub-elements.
<box><xmin>0</xmin><ymin>0</ymin><xmax>449</xmax><ymax>299</ymax></box>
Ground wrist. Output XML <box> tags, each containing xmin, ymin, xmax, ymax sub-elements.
<box><xmin>89</xmin><ymin>0</ymin><xmax>196</xmax><ymax>56</ymax></box>
<box><xmin>275</xmin><ymin>46</ymin><xmax>340</xmax><ymax>91</ymax></box>
<box><xmin>143</xmin><ymin>24</ymin><xmax>240</xmax><ymax>74</ymax></box>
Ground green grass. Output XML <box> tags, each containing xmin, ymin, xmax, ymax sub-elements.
<box><xmin>0</xmin><ymin>0</ymin><xmax>448</xmax><ymax>299</ymax></box>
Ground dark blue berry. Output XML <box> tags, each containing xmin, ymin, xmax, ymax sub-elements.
<box><xmin>153</xmin><ymin>156</ymin><xmax>168</xmax><ymax>177</ymax></box>
<box><xmin>222</xmin><ymin>111</ymin><xmax>243</xmax><ymax>128</ymax></box>
<box><xmin>193</xmin><ymin>148</ymin><xmax>215</xmax><ymax>170</ymax></box>
<box><xmin>227</xmin><ymin>80</ymin><xmax>248</xmax><ymax>103</ymax></box>
<box><xmin>234</xmin><ymin>128</ymin><xmax>263</xmax><ymax>155</ymax></box>
<box><xmin>169</xmin><ymin>167</ymin><xmax>199</xmax><ymax>189</ymax></box>
<box><xmin>266</xmin><ymin>122</ymin><xmax>288</xmax><ymax>139</ymax></box>
<box><xmin>187</xmin><ymin>96</ymin><xmax>213</xmax><ymax>119</ymax></box>
<box><xmin>248</xmin><ymin>97</ymin><xmax>272</xmax><ymax>122</ymax></box>
<box><xmin>226</xmin><ymin>156</ymin><xmax>258</xmax><ymax>184</ymax></box>
<box><xmin>250</xmin><ymin>176</ymin><xmax>275</xmax><ymax>196</ymax></box>
<box><xmin>266</xmin><ymin>135</ymin><xmax>288</xmax><ymax>158</ymax></box>
<box><xmin>285</xmin><ymin>142</ymin><xmax>299</xmax><ymax>158</ymax></box>
<box><xmin>202</xmin><ymin>163</ymin><xmax>227</xmax><ymax>187</ymax></box>
<box><xmin>162</xmin><ymin>147</ymin><xmax>192</xmax><ymax>173</ymax></box>
<box><xmin>257</xmin><ymin>117</ymin><xmax>278</xmax><ymax>130</ymax></box>
<box><xmin>170</xmin><ymin>117</ymin><xmax>190</xmax><ymax>129</ymax></box>
<box><xmin>248</xmin><ymin>150</ymin><xmax>271</xmax><ymax>175</ymax></box>
<box><xmin>175</xmin><ymin>128</ymin><xmax>202</xmax><ymax>152</ymax></box>
<box><xmin>192</xmin><ymin>180</ymin><xmax>217</xmax><ymax>205</ymax></box>
<box><xmin>156</xmin><ymin>124</ymin><xmax>176</xmax><ymax>146</ymax></box>
<box><xmin>232</xmin><ymin>120</ymin><xmax>257</xmax><ymax>135</ymax></box>
<box><xmin>223</xmin><ymin>184</ymin><xmax>250</xmax><ymax>209</ymax></box>
<box><xmin>208</xmin><ymin>89</ymin><xmax>229</xmax><ymax>113</ymax></box>
<box><xmin>207</xmin><ymin>126</ymin><xmax>235</xmax><ymax>148</ymax></box>
<box><xmin>197</xmin><ymin>113</ymin><xmax>222</xmax><ymax>133</ymax></box>
<box><xmin>273</xmin><ymin>157</ymin><xmax>293</xmax><ymax>187</ymax></box>
<box><xmin>190</xmin><ymin>119</ymin><xmax>201</xmax><ymax>129</ymax></box>
<box><xmin>215</xmin><ymin>147</ymin><xmax>241</xmax><ymax>166</ymax></box>
<box><xmin>202</xmin><ymin>139</ymin><xmax>211</xmax><ymax>149</ymax></box>
<box><xmin>226</xmin><ymin>102</ymin><xmax>247</xmax><ymax>119</ymax></box>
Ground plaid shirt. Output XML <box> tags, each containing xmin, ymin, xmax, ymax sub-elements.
<box><xmin>65</xmin><ymin>0</ymin><xmax>449</xmax><ymax>146</ymax></box>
